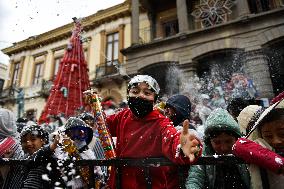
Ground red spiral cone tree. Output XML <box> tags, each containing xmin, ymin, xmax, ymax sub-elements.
<box><xmin>39</xmin><ymin>18</ymin><xmax>90</xmax><ymax>124</ymax></box>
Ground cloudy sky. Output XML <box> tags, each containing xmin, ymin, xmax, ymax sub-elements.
<box><xmin>0</xmin><ymin>0</ymin><xmax>124</xmax><ymax>64</ymax></box>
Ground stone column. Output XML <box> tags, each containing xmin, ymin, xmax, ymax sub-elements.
<box><xmin>131</xmin><ymin>0</ymin><xmax>140</xmax><ymax>45</ymax></box>
<box><xmin>182</xmin><ymin>62</ymin><xmax>197</xmax><ymax>78</ymax></box>
<box><xmin>148</xmin><ymin>12</ymin><xmax>156</xmax><ymax>41</ymax></box>
<box><xmin>176</xmin><ymin>0</ymin><xmax>189</xmax><ymax>33</ymax></box>
<box><xmin>236</xmin><ymin>0</ymin><xmax>250</xmax><ymax>17</ymax></box>
<box><xmin>244</xmin><ymin>49</ymin><xmax>274</xmax><ymax>98</ymax></box>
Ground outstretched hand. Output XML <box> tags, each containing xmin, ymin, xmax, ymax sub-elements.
<box><xmin>180</xmin><ymin>119</ymin><xmax>201</xmax><ymax>162</ymax></box>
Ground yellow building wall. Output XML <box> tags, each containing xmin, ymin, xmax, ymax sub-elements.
<box><xmin>124</xmin><ymin>20</ymin><xmax>132</xmax><ymax>52</ymax></box>
<box><xmin>2</xmin><ymin>1</ymin><xmax>132</xmax><ymax>118</ymax></box>
<box><xmin>89</xmin><ymin>30</ymin><xmax>101</xmax><ymax>80</ymax></box>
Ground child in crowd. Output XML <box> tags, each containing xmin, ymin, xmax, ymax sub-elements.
<box><xmin>2</xmin><ymin>124</ymin><xmax>65</xmax><ymax>189</ymax></box>
<box><xmin>233</xmin><ymin>99</ymin><xmax>284</xmax><ymax>189</ymax></box>
<box><xmin>186</xmin><ymin>108</ymin><xmax>250</xmax><ymax>189</ymax></box>
<box><xmin>164</xmin><ymin>94</ymin><xmax>195</xmax><ymax>130</ymax></box>
<box><xmin>99</xmin><ymin>75</ymin><xmax>202</xmax><ymax>189</ymax></box>
<box><xmin>78</xmin><ymin>112</ymin><xmax>107</xmax><ymax>175</ymax></box>
<box><xmin>62</xmin><ymin>117</ymin><xmax>105</xmax><ymax>189</ymax></box>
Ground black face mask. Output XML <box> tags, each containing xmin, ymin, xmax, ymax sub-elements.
<box><xmin>128</xmin><ymin>96</ymin><xmax>153</xmax><ymax>118</ymax></box>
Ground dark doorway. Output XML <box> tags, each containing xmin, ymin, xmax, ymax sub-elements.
<box><xmin>139</xmin><ymin>62</ymin><xmax>180</xmax><ymax>97</ymax></box>
<box><xmin>265</xmin><ymin>40</ymin><xmax>284</xmax><ymax>96</ymax></box>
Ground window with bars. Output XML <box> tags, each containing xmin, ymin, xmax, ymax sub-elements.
<box><xmin>33</xmin><ymin>62</ymin><xmax>44</xmax><ymax>85</ymax></box>
<box><xmin>11</xmin><ymin>62</ymin><xmax>20</xmax><ymax>86</ymax></box>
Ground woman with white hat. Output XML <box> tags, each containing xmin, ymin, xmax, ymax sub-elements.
<box><xmin>233</xmin><ymin>100</ymin><xmax>284</xmax><ymax>189</ymax></box>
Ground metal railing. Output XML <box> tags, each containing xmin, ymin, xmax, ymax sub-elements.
<box><xmin>0</xmin><ymin>155</ymin><xmax>244</xmax><ymax>189</ymax></box>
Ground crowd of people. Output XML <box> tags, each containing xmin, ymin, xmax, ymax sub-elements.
<box><xmin>0</xmin><ymin>74</ymin><xmax>284</xmax><ymax>189</ymax></box>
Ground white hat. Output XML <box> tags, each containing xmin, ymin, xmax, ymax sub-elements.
<box><xmin>128</xmin><ymin>75</ymin><xmax>160</xmax><ymax>94</ymax></box>
<box><xmin>237</xmin><ymin>105</ymin><xmax>263</xmax><ymax>139</ymax></box>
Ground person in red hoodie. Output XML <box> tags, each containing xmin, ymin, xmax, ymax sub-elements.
<box><xmin>103</xmin><ymin>75</ymin><xmax>202</xmax><ymax>189</ymax></box>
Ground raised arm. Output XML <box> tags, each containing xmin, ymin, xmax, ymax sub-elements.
<box><xmin>233</xmin><ymin>137</ymin><xmax>284</xmax><ymax>174</ymax></box>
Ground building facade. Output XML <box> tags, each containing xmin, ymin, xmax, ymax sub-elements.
<box><xmin>0</xmin><ymin>63</ymin><xmax>7</xmax><ymax>98</ymax></box>
<box><xmin>1</xmin><ymin>0</ymin><xmax>284</xmax><ymax>119</ymax></box>
<box><xmin>1</xmin><ymin>1</ymin><xmax>132</xmax><ymax>119</ymax></box>
<box><xmin>122</xmin><ymin>0</ymin><xmax>284</xmax><ymax>104</ymax></box>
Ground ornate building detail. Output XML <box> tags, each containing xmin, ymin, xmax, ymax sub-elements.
<box><xmin>191</xmin><ymin>0</ymin><xmax>236</xmax><ymax>28</ymax></box>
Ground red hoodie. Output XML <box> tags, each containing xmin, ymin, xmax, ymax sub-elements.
<box><xmin>233</xmin><ymin>138</ymin><xmax>284</xmax><ymax>173</ymax></box>
<box><xmin>106</xmin><ymin>108</ymin><xmax>197</xmax><ymax>189</ymax></box>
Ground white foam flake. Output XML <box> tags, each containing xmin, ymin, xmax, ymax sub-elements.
<box><xmin>275</xmin><ymin>157</ymin><xmax>283</xmax><ymax>165</ymax></box>
<box><xmin>42</xmin><ymin>174</ymin><xmax>51</xmax><ymax>181</ymax></box>
<box><xmin>213</xmin><ymin>153</ymin><xmax>218</xmax><ymax>158</ymax></box>
<box><xmin>239</xmin><ymin>139</ymin><xmax>246</xmax><ymax>144</ymax></box>
<box><xmin>175</xmin><ymin>144</ymin><xmax>182</xmax><ymax>158</ymax></box>
<box><xmin>46</xmin><ymin>162</ymin><xmax>52</xmax><ymax>171</ymax></box>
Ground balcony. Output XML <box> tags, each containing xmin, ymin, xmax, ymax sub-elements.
<box><xmin>0</xmin><ymin>87</ymin><xmax>17</xmax><ymax>104</ymax></box>
<box><xmin>93</xmin><ymin>62</ymin><xmax>128</xmax><ymax>88</ymax></box>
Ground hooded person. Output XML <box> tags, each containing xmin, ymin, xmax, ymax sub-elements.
<box><xmin>64</xmin><ymin>117</ymin><xmax>94</xmax><ymax>154</ymax></box>
<box><xmin>186</xmin><ymin>108</ymin><xmax>250</xmax><ymax>189</ymax></box>
<box><xmin>164</xmin><ymin>94</ymin><xmax>195</xmax><ymax>130</ymax></box>
<box><xmin>0</xmin><ymin>108</ymin><xmax>23</xmax><ymax>159</ymax></box>
<box><xmin>78</xmin><ymin>112</ymin><xmax>108</xmax><ymax>177</ymax></box>
<box><xmin>0</xmin><ymin>108</ymin><xmax>24</xmax><ymax>186</ymax></box>
<box><xmin>63</xmin><ymin>117</ymin><xmax>106</xmax><ymax>188</ymax></box>
<box><xmin>98</xmin><ymin>75</ymin><xmax>202</xmax><ymax>189</ymax></box>
<box><xmin>233</xmin><ymin>99</ymin><xmax>284</xmax><ymax>189</ymax></box>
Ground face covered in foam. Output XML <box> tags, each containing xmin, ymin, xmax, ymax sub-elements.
<box><xmin>127</xmin><ymin>75</ymin><xmax>160</xmax><ymax>118</ymax></box>
<box><xmin>128</xmin><ymin>82</ymin><xmax>156</xmax><ymax>118</ymax></box>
